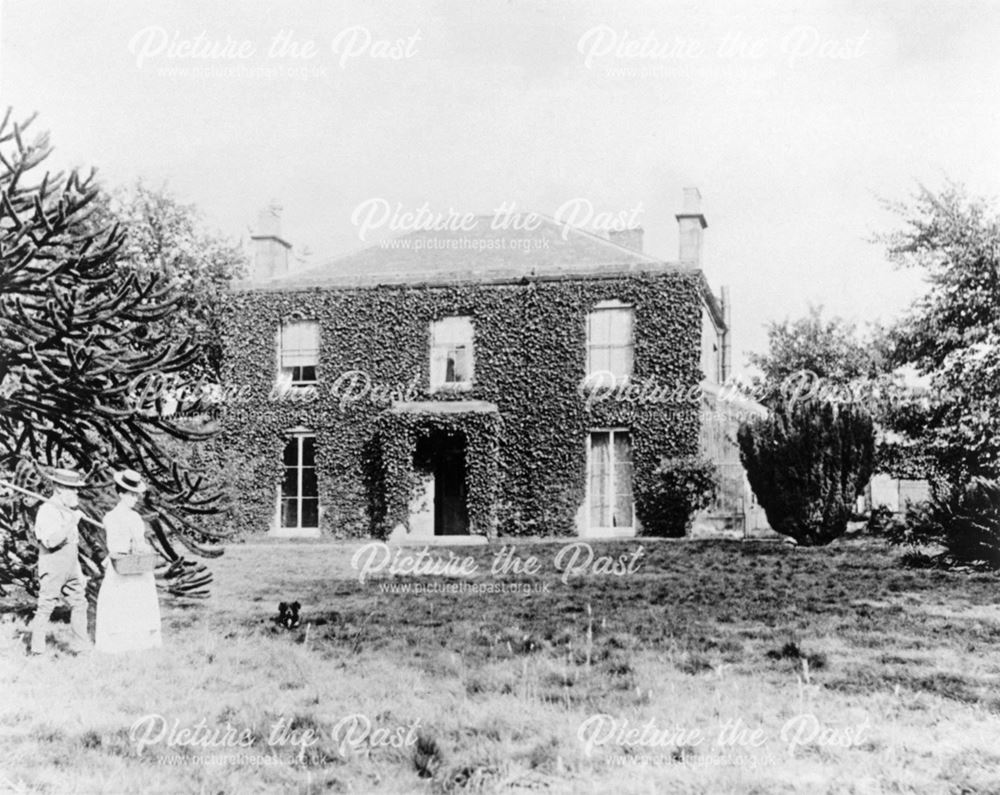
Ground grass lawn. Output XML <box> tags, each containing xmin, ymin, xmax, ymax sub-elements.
<box><xmin>2</xmin><ymin>536</ymin><xmax>1000</xmax><ymax>794</ymax></box>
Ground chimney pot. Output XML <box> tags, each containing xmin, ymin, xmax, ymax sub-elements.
<box><xmin>675</xmin><ymin>186</ymin><xmax>707</xmax><ymax>265</ymax></box>
<box><xmin>682</xmin><ymin>187</ymin><xmax>702</xmax><ymax>214</ymax></box>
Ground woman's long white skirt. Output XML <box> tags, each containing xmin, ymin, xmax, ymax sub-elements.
<box><xmin>95</xmin><ymin>563</ymin><xmax>162</xmax><ymax>653</ymax></box>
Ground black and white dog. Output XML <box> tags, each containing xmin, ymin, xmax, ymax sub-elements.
<box><xmin>274</xmin><ymin>601</ymin><xmax>301</xmax><ymax>629</ymax></box>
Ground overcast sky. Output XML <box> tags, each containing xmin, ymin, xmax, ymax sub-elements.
<box><xmin>2</xmin><ymin>0</ymin><xmax>998</xmax><ymax>372</ymax></box>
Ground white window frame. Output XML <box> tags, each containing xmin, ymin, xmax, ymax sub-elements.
<box><xmin>585</xmin><ymin>301</ymin><xmax>634</xmax><ymax>388</ymax></box>
<box><xmin>584</xmin><ymin>427</ymin><xmax>635</xmax><ymax>537</ymax></box>
<box><xmin>430</xmin><ymin>316</ymin><xmax>474</xmax><ymax>392</ymax></box>
<box><xmin>277</xmin><ymin>320</ymin><xmax>319</xmax><ymax>387</ymax></box>
<box><xmin>274</xmin><ymin>429</ymin><xmax>320</xmax><ymax>536</ymax></box>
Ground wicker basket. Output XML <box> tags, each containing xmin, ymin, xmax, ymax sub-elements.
<box><xmin>111</xmin><ymin>553</ymin><xmax>160</xmax><ymax>575</ymax></box>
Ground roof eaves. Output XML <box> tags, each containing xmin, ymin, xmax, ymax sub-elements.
<box><xmin>232</xmin><ymin>261</ymin><xmax>697</xmax><ymax>293</ymax></box>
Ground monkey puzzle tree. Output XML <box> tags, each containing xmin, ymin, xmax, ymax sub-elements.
<box><xmin>737</xmin><ymin>401</ymin><xmax>875</xmax><ymax>545</ymax></box>
<box><xmin>0</xmin><ymin>109</ymin><xmax>228</xmax><ymax>598</ymax></box>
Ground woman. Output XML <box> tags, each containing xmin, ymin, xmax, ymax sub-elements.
<box><xmin>95</xmin><ymin>469</ymin><xmax>162</xmax><ymax>653</ymax></box>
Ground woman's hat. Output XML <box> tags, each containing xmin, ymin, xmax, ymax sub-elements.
<box><xmin>113</xmin><ymin>469</ymin><xmax>148</xmax><ymax>494</ymax></box>
<box><xmin>46</xmin><ymin>468</ymin><xmax>87</xmax><ymax>489</ymax></box>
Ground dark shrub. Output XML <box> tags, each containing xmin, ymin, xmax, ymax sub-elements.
<box><xmin>638</xmin><ymin>456</ymin><xmax>718</xmax><ymax>537</ymax></box>
<box><xmin>737</xmin><ymin>401</ymin><xmax>875</xmax><ymax>545</ymax></box>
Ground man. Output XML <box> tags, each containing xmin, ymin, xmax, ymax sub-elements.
<box><xmin>29</xmin><ymin>467</ymin><xmax>91</xmax><ymax>656</ymax></box>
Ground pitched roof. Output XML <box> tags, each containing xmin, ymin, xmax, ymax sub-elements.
<box><xmin>239</xmin><ymin>213</ymin><xmax>727</xmax><ymax>330</ymax></box>
<box><xmin>246</xmin><ymin>214</ymin><xmax>685</xmax><ymax>290</ymax></box>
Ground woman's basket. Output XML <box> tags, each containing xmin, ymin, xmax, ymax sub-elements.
<box><xmin>111</xmin><ymin>552</ymin><xmax>160</xmax><ymax>575</ymax></box>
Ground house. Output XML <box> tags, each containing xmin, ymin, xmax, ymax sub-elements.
<box><xmin>219</xmin><ymin>189</ymin><xmax>747</xmax><ymax>539</ymax></box>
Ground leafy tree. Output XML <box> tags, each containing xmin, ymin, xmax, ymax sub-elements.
<box><xmin>0</xmin><ymin>109</ymin><xmax>227</xmax><ymax>598</ymax></box>
<box><xmin>875</xmin><ymin>183</ymin><xmax>1000</xmax><ymax>565</ymax></box>
<box><xmin>737</xmin><ymin>402</ymin><xmax>875</xmax><ymax>545</ymax></box>
<box><xmin>879</xmin><ymin>182</ymin><xmax>1000</xmax><ymax>483</ymax></box>
<box><xmin>748</xmin><ymin>305</ymin><xmax>883</xmax><ymax>407</ymax></box>
<box><xmin>96</xmin><ymin>181</ymin><xmax>247</xmax><ymax>382</ymax></box>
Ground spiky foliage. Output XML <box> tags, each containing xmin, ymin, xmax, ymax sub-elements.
<box><xmin>887</xmin><ymin>477</ymin><xmax>1000</xmax><ymax>569</ymax></box>
<box><xmin>0</xmin><ymin>109</ymin><xmax>228</xmax><ymax>598</ymax></box>
<box><xmin>737</xmin><ymin>402</ymin><xmax>875</xmax><ymax>545</ymax></box>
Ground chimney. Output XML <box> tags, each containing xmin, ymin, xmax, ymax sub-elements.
<box><xmin>675</xmin><ymin>187</ymin><xmax>707</xmax><ymax>265</ymax></box>
<box><xmin>249</xmin><ymin>202</ymin><xmax>291</xmax><ymax>283</ymax></box>
<box><xmin>608</xmin><ymin>227</ymin><xmax>644</xmax><ymax>253</ymax></box>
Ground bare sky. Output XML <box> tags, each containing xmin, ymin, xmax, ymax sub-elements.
<box><xmin>2</xmin><ymin>0</ymin><xmax>998</xmax><ymax>372</ymax></box>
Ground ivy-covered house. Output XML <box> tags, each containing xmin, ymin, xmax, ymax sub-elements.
<box><xmin>220</xmin><ymin>189</ymin><xmax>736</xmax><ymax>539</ymax></box>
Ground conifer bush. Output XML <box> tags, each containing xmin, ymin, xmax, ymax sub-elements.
<box><xmin>737</xmin><ymin>402</ymin><xmax>875</xmax><ymax>545</ymax></box>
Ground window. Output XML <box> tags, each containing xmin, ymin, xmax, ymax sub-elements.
<box><xmin>280</xmin><ymin>433</ymin><xmax>318</xmax><ymax>530</ymax></box>
<box><xmin>701</xmin><ymin>306</ymin><xmax>722</xmax><ymax>383</ymax></box>
<box><xmin>279</xmin><ymin>321</ymin><xmax>319</xmax><ymax>385</ymax></box>
<box><xmin>430</xmin><ymin>316</ymin><xmax>474</xmax><ymax>390</ymax></box>
<box><xmin>586</xmin><ymin>303</ymin><xmax>633</xmax><ymax>383</ymax></box>
<box><xmin>588</xmin><ymin>430</ymin><xmax>633</xmax><ymax>530</ymax></box>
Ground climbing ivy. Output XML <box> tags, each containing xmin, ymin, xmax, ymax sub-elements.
<box><xmin>219</xmin><ymin>273</ymin><xmax>706</xmax><ymax>538</ymax></box>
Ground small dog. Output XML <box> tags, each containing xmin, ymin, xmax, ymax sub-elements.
<box><xmin>274</xmin><ymin>601</ymin><xmax>301</xmax><ymax>630</ymax></box>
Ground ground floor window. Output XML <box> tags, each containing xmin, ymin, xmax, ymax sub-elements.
<box><xmin>281</xmin><ymin>433</ymin><xmax>318</xmax><ymax>530</ymax></box>
<box><xmin>588</xmin><ymin>429</ymin><xmax>633</xmax><ymax>529</ymax></box>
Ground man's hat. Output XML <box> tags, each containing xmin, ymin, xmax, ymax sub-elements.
<box><xmin>46</xmin><ymin>468</ymin><xmax>87</xmax><ymax>489</ymax></box>
<box><xmin>113</xmin><ymin>469</ymin><xmax>147</xmax><ymax>494</ymax></box>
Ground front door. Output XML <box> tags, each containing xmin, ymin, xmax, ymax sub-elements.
<box><xmin>414</xmin><ymin>431</ymin><xmax>469</xmax><ymax>536</ymax></box>
<box><xmin>434</xmin><ymin>438</ymin><xmax>469</xmax><ymax>535</ymax></box>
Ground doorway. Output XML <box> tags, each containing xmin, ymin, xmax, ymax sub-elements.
<box><xmin>414</xmin><ymin>431</ymin><xmax>469</xmax><ymax>536</ymax></box>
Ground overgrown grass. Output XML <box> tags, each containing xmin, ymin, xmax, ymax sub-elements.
<box><xmin>2</xmin><ymin>537</ymin><xmax>1000</xmax><ymax>793</ymax></box>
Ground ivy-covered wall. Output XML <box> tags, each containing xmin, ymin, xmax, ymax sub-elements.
<box><xmin>219</xmin><ymin>273</ymin><xmax>705</xmax><ymax>538</ymax></box>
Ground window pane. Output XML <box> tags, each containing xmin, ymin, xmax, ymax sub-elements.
<box><xmin>613</xmin><ymin>433</ymin><xmax>633</xmax><ymax>528</ymax></box>
<box><xmin>430</xmin><ymin>344</ymin><xmax>443</xmax><ymax>385</ymax></box>
<box><xmin>621</xmin><ymin>343</ymin><xmax>634</xmax><ymax>378</ymax></box>
<box><xmin>281</xmin><ymin>467</ymin><xmax>297</xmax><ymax>498</ymax></box>
<box><xmin>281</xmin><ymin>498</ymin><xmax>298</xmax><ymax>529</ymax></box>
<box><xmin>301</xmin><ymin>467</ymin><xmax>318</xmax><ymax>499</ymax></box>
<box><xmin>595</xmin><ymin>347</ymin><xmax>613</xmax><ymax>378</ymax></box>
<box><xmin>301</xmin><ymin>498</ymin><xmax>319</xmax><ymax>528</ymax></box>
<box><xmin>283</xmin><ymin>438</ymin><xmax>299</xmax><ymax>466</ymax></box>
<box><xmin>301</xmin><ymin>436</ymin><xmax>315</xmax><ymax>466</ymax></box>
<box><xmin>589</xmin><ymin>432</ymin><xmax>611</xmax><ymax>527</ymax></box>
<box><xmin>609</xmin><ymin>309</ymin><xmax>632</xmax><ymax>347</ymax></box>
<box><xmin>588</xmin><ymin>310</ymin><xmax>610</xmax><ymax>346</ymax></box>
<box><xmin>452</xmin><ymin>345</ymin><xmax>470</xmax><ymax>382</ymax></box>
<box><xmin>608</xmin><ymin>345</ymin><xmax>627</xmax><ymax>378</ymax></box>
